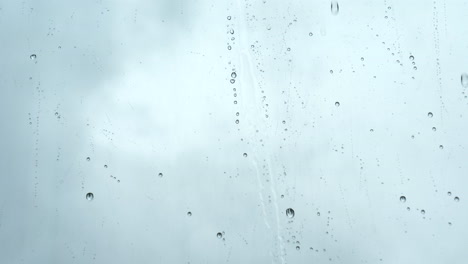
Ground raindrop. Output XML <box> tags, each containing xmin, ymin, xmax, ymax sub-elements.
<box><xmin>447</xmin><ymin>191</ymin><xmax>452</xmax><ymax>196</ymax></box>
<box><xmin>217</xmin><ymin>232</ymin><xmax>223</xmax><ymax>239</ymax></box>
<box><xmin>461</xmin><ymin>73</ymin><xmax>468</xmax><ymax>88</ymax></box>
<box><xmin>421</xmin><ymin>210</ymin><xmax>425</xmax><ymax>215</ymax></box>
<box><xmin>30</xmin><ymin>54</ymin><xmax>37</xmax><ymax>60</ymax></box>
<box><xmin>86</xmin><ymin>193</ymin><xmax>94</xmax><ymax>201</ymax></box>
<box><xmin>86</xmin><ymin>157</ymin><xmax>91</xmax><ymax>161</ymax></box>
<box><xmin>243</xmin><ymin>153</ymin><xmax>248</xmax><ymax>157</ymax></box>
<box><xmin>235</xmin><ymin>119</ymin><xmax>239</xmax><ymax>124</ymax></box>
<box><xmin>331</xmin><ymin>2</ymin><xmax>339</xmax><ymax>15</ymax></box>
<box><xmin>187</xmin><ymin>212</ymin><xmax>192</xmax><ymax>217</ymax></box>
<box><xmin>432</xmin><ymin>127</ymin><xmax>436</xmax><ymax>131</ymax></box>
<box><xmin>158</xmin><ymin>172</ymin><xmax>163</xmax><ymax>178</ymax></box>
<box><xmin>427</xmin><ymin>112</ymin><xmax>433</xmax><ymax>118</ymax></box>
<box><xmin>231</xmin><ymin>72</ymin><xmax>237</xmax><ymax>78</ymax></box>
<box><xmin>409</xmin><ymin>55</ymin><xmax>414</xmax><ymax>61</ymax></box>
<box><xmin>296</xmin><ymin>246</ymin><xmax>301</xmax><ymax>251</ymax></box>
<box><xmin>335</xmin><ymin>102</ymin><xmax>340</xmax><ymax>107</ymax></box>
<box><xmin>454</xmin><ymin>196</ymin><xmax>460</xmax><ymax>202</ymax></box>
<box><xmin>286</xmin><ymin>208</ymin><xmax>295</xmax><ymax>218</ymax></box>
<box><xmin>439</xmin><ymin>145</ymin><xmax>444</xmax><ymax>149</ymax></box>
<box><xmin>400</xmin><ymin>196</ymin><xmax>406</xmax><ymax>203</ymax></box>
<box><xmin>104</xmin><ymin>164</ymin><xmax>108</xmax><ymax>168</ymax></box>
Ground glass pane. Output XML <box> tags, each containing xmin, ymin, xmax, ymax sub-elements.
<box><xmin>1</xmin><ymin>0</ymin><xmax>467</xmax><ymax>263</ymax></box>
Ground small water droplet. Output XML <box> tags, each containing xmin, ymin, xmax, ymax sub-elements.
<box><xmin>421</xmin><ymin>209</ymin><xmax>425</xmax><ymax>215</ymax></box>
<box><xmin>158</xmin><ymin>172</ymin><xmax>163</xmax><ymax>178</ymax></box>
<box><xmin>461</xmin><ymin>73</ymin><xmax>468</xmax><ymax>88</ymax></box>
<box><xmin>432</xmin><ymin>127</ymin><xmax>436</xmax><ymax>131</ymax></box>
<box><xmin>243</xmin><ymin>153</ymin><xmax>248</xmax><ymax>157</ymax></box>
<box><xmin>30</xmin><ymin>54</ymin><xmax>37</xmax><ymax>60</ymax></box>
<box><xmin>361</xmin><ymin>57</ymin><xmax>364</xmax><ymax>61</ymax></box>
<box><xmin>217</xmin><ymin>232</ymin><xmax>223</xmax><ymax>239</ymax></box>
<box><xmin>413</xmin><ymin>66</ymin><xmax>417</xmax><ymax>70</ymax></box>
<box><xmin>235</xmin><ymin>119</ymin><xmax>239</xmax><ymax>124</ymax></box>
<box><xmin>335</xmin><ymin>102</ymin><xmax>340</xmax><ymax>107</ymax></box>
<box><xmin>331</xmin><ymin>2</ymin><xmax>339</xmax><ymax>15</ymax></box>
<box><xmin>229</xmin><ymin>29</ymin><xmax>234</xmax><ymax>34</ymax></box>
<box><xmin>448</xmin><ymin>191</ymin><xmax>452</xmax><ymax>196</ymax></box>
<box><xmin>104</xmin><ymin>164</ymin><xmax>108</xmax><ymax>168</ymax></box>
<box><xmin>86</xmin><ymin>193</ymin><xmax>94</xmax><ymax>201</ymax></box>
<box><xmin>286</xmin><ymin>208</ymin><xmax>295</xmax><ymax>218</ymax></box>
<box><xmin>407</xmin><ymin>207</ymin><xmax>410</xmax><ymax>211</ymax></box>
<box><xmin>296</xmin><ymin>246</ymin><xmax>300</xmax><ymax>251</ymax></box>
<box><xmin>409</xmin><ymin>55</ymin><xmax>414</xmax><ymax>61</ymax></box>
<box><xmin>330</xmin><ymin>70</ymin><xmax>333</xmax><ymax>74</ymax></box>
<box><xmin>309</xmin><ymin>32</ymin><xmax>313</xmax><ymax>36</ymax></box>
<box><xmin>86</xmin><ymin>157</ymin><xmax>90</xmax><ymax>161</ymax></box>
<box><xmin>317</xmin><ymin>212</ymin><xmax>320</xmax><ymax>216</ymax></box>
<box><xmin>439</xmin><ymin>145</ymin><xmax>444</xmax><ymax>149</ymax></box>
<box><xmin>230</xmin><ymin>79</ymin><xmax>235</xmax><ymax>84</ymax></box>
<box><xmin>400</xmin><ymin>196</ymin><xmax>406</xmax><ymax>203</ymax></box>
<box><xmin>231</xmin><ymin>72</ymin><xmax>237</xmax><ymax>78</ymax></box>
<box><xmin>427</xmin><ymin>112</ymin><xmax>433</xmax><ymax>118</ymax></box>
<box><xmin>227</xmin><ymin>16</ymin><xmax>231</xmax><ymax>20</ymax></box>
<box><xmin>454</xmin><ymin>196</ymin><xmax>460</xmax><ymax>202</ymax></box>
<box><xmin>187</xmin><ymin>211</ymin><xmax>192</xmax><ymax>217</ymax></box>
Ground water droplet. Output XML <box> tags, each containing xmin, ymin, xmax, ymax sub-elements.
<box><xmin>409</xmin><ymin>55</ymin><xmax>414</xmax><ymax>61</ymax></box>
<box><xmin>282</xmin><ymin>120</ymin><xmax>286</xmax><ymax>124</ymax></box>
<box><xmin>296</xmin><ymin>246</ymin><xmax>300</xmax><ymax>250</ymax></box>
<box><xmin>461</xmin><ymin>73</ymin><xmax>468</xmax><ymax>88</ymax></box>
<box><xmin>104</xmin><ymin>164</ymin><xmax>108</xmax><ymax>168</ymax></box>
<box><xmin>413</xmin><ymin>66</ymin><xmax>417</xmax><ymax>70</ymax></box>
<box><xmin>331</xmin><ymin>2</ymin><xmax>339</xmax><ymax>15</ymax></box>
<box><xmin>407</xmin><ymin>207</ymin><xmax>411</xmax><ymax>211</ymax></box>
<box><xmin>421</xmin><ymin>209</ymin><xmax>425</xmax><ymax>215</ymax></box>
<box><xmin>30</xmin><ymin>54</ymin><xmax>36</xmax><ymax>60</ymax></box>
<box><xmin>86</xmin><ymin>193</ymin><xmax>94</xmax><ymax>201</ymax></box>
<box><xmin>448</xmin><ymin>222</ymin><xmax>452</xmax><ymax>226</ymax></box>
<box><xmin>227</xmin><ymin>45</ymin><xmax>231</xmax><ymax>50</ymax></box>
<box><xmin>86</xmin><ymin>157</ymin><xmax>90</xmax><ymax>161</ymax></box>
<box><xmin>427</xmin><ymin>112</ymin><xmax>433</xmax><ymax>118</ymax></box>
<box><xmin>158</xmin><ymin>172</ymin><xmax>163</xmax><ymax>178</ymax></box>
<box><xmin>454</xmin><ymin>196</ymin><xmax>460</xmax><ymax>202</ymax></box>
<box><xmin>330</xmin><ymin>70</ymin><xmax>334</xmax><ymax>74</ymax></box>
<box><xmin>243</xmin><ymin>153</ymin><xmax>248</xmax><ymax>157</ymax></box>
<box><xmin>227</xmin><ymin>16</ymin><xmax>231</xmax><ymax>20</ymax></box>
<box><xmin>309</xmin><ymin>32</ymin><xmax>313</xmax><ymax>36</ymax></box>
<box><xmin>230</xmin><ymin>79</ymin><xmax>235</xmax><ymax>84</ymax></box>
<box><xmin>235</xmin><ymin>119</ymin><xmax>239</xmax><ymax>124</ymax></box>
<box><xmin>448</xmin><ymin>191</ymin><xmax>452</xmax><ymax>196</ymax></box>
<box><xmin>229</xmin><ymin>29</ymin><xmax>234</xmax><ymax>34</ymax></box>
<box><xmin>187</xmin><ymin>211</ymin><xmax>192</xmax><ymax>216</ymax></box>
<box><xmin>432</xmin><ymin>127</ymin><xmax>436</xmax><ymax>131</ymax></box>
<box><xmin>335</xmin><ymin>102</ymin><xmax>340</xmax><ymax>107</ymax></box>
<box><xmin>317</xmin><ymin>212</ymin><xmax>320</xmax><ymax>216</ymax></box>
<box><xmin>236</xmin><ymin>112</ymin><xmax>239</xmax><ymax>116</ymax></box>
<box><xmin>217</xmin><ymin>232</ymin><xmax>223</xmax><ymax>239</ymax></box>
<box><xmin>286</xmin><ymin>208</ymin><xmax>295</xmax><ymax>218</ymax></box>
<box><xmin>439</xmin><ymin>145</ymin><xmax>444</xmax><ymax>149</ymax></box>
<box><xmin>400</xmin><ymin>196</ymin><xmax>406</xmax><ymax>203</ymax></box>
<box><xmin>287</xmin><ymin>47</ymin><xmax>291</xmax><ymax>51</ymax></box>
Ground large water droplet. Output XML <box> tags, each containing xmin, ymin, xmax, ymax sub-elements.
<box><xmin>400</xmin><ymin>196</ymin><xmax>406</xmax><ymax>203</ymax></box>
<box><xmin>461</xmin><ymin>73</ymin><xmax>468</xmax><ymax>88</ymax></box>
<box><xmin>286</xmin><ymin>208</ymin><xmax>295</xmax><ymax>218</ymax></box>
<box><xmin>331</xmin><ymin>2</ymin><xmax>339</xmax><ymax>15</ymax></box>
<box><xmin>86</xmin><ymin>193</ymin><xmax>94</xmax><ymax>201</ymax></box>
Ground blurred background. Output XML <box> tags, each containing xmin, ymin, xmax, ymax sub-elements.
<box><xmin>0</xmin><ymin>0</ymin><xmax>467</xmax><ymax>263</ymax></box>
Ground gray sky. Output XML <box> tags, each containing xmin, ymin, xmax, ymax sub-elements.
<box><xmin>0</xmin><ymin>0</ymin><xmax>467</xmax><ymax>263</ymax></box>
